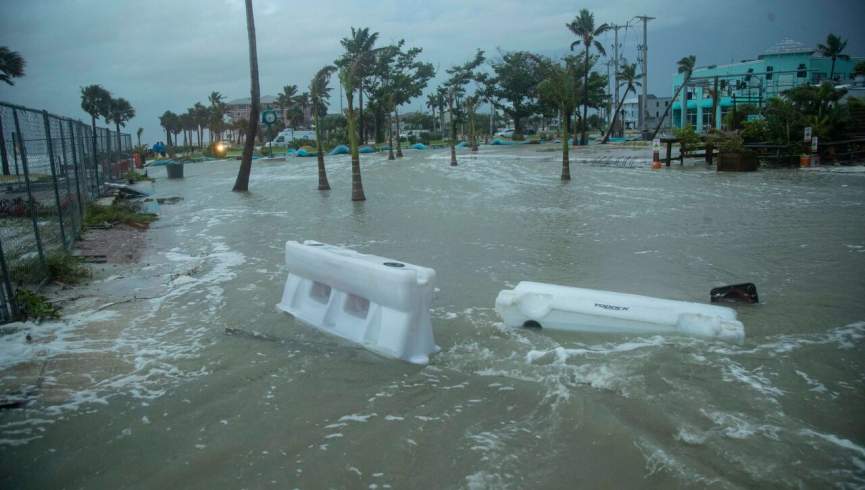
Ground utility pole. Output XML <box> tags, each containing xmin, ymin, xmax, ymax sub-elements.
<box><xmin>609</xmin><ymin>23</ymin><xmax>629</xmax><ymax>137</ymax></box>
<box><xmin>635</xmin><ymin>15</ymin><xmax>655</xmax><ymax>137</ymax></box>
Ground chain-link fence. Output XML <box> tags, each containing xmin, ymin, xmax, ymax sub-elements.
<box><xmin>0</xmin><ymin>100</ymin><xmax>132</xmax><ymax>323</ymax></box>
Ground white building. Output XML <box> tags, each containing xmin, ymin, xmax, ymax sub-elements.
<box><xmin>622</xmin><ymin>94</ymin><xmax>673</xmax><ymax>130</ymax></box>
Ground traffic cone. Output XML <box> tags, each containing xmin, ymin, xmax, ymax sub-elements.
<box><xmin>651</xmin><ymin>148</ymin><xmax>662</xmax><ymax>170</ymax></box>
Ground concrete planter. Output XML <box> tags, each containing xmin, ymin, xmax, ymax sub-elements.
<box><xmin>166</xmin><ymin>163</ymin><xmax>184</xmax><ymax>179</ymax></box>
<box><xmin>718</xmin><ymin>151</ymin><xmax>758</xmax><ymax>172</ymax></box>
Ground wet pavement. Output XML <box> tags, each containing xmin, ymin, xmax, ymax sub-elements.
<box><xmin>1</xmin><ymin>143</ymin><xmax>864</xmax><ymax>489</ymax></box>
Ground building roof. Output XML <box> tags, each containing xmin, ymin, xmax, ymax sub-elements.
<box><xmin>759</xmin><ymin>38</ymin><xmax>814</xmax><ymax>57</ymax></box>
<box><xmin>226</xmin><ymin>95</ymin><xmax>278</xmax><ymax>105</ymax></box>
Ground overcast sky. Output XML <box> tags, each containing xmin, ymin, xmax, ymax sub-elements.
<box><xmin>1</xmin><ymin>0</ymin><xmax>863</xmax><ymax>144</ymax></box>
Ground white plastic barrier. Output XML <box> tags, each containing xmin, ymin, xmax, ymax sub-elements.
<box><xmin>276</xmin><ymin>241</ymin><xmax>438</xmax><ymax>364</ymax></box>
<box><xmin>495</xmin><ymin>281</ymin><xmax>745</xmax><ymax>342</ymax></box>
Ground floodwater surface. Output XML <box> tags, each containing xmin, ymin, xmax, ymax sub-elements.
<box><xmin>2</xmin><ymin>144</ymin><xmax>864</xmax><ymax>488</ymax></box>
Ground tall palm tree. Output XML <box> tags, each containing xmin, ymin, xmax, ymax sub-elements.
<box><xmin>136</xmin><ymin>127</ymin><xmax>143</xmax><ymax>147</ymax></box>
<box><xmin>106</xmin><ymin>98</ymin><xmax>135</xmax><ymax>155</ymax></box>
<box><xmin>537</xmin><ymin>58</ymin><xmax>579</xmax><ymax>180</ymax></box>
<box><xmin>817</xmin><ymin>34</ymin><xmax>849</xmax><ymax>82</ymax></box>
<box><xmin>81</xmin><ymin>84</ymin><xmax>112</xmax><ymax>183</ymax></box>
<box><xmin>0</xmin><ymin>47</ymin><xmax>25</xmax><ymax>85</ymax></box>
<box><xmin>310</xmin><ymin>65</ymin><xmax>336</xmax><ymax>191</ymax></box>
<box><xmin>602</xmin><ymin>63</ymin><xmax>641</xmax><ymax>143</ymax></box>
<box><xmin>567</xmin><ymin>9</ymin><xmax>609</xmax><ymax>145</ymax></box>
<box><xmin>340</xmin><ymin>62</ymin><xmax>366</xmax><ymax>201</ymax></box>
<box><xmin>233</xmin><ymin>0</ymin><xmax>260</xmax><ymax>192</ymax></box>
<box><xmin>651</xmin><ymin>55</ymin><xmax>695</xmax><ymax>139</ymax></box>
<box><xmin>339</xmin><ymin>27</ymin><xmax>379</xmax><ymax>144</ymax></box>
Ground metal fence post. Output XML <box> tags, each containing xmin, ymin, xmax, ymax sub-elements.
<box><xmin>12</xmin><ymin>108</ymin><xmax>46</xmax><ymax>267</ymax></box>
<box><xmin>68</xmin><ymin>120</ymin><xmax>85</xmax><ymax>223</ymax></box>
<box><xmin>0</xmin><ymin>236</ymin><xmax>17</xmax><ymax>320</ymax></box>
<box><xmin>90</xmin><ymin>122</ymin><xmax>100</xmax><ymax>195</ymax></box>
<box><xmin>0</xmin><ymin>116</ymin><xmax>9</xmax><ymax>176</ymax></box>
<box><xmin>57</xmin><ymin>118</ymin><xmax>79</xmax><ymax>242</ymax></box>
<box><xmin>43</xmin><ymin>111</ymin><xmax>67</xmax><ymax>248</ymax></box>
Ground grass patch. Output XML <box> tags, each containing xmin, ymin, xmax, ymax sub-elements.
<box><xmin>14</xmin><ymin>287</ymin><xmax>60</xmax><ymax>321</ymax></box>
<box><xmin>10</xmin><ymin>252</ymin><xmax>90</xmax><ymax>286</ymax></box>
<box><xmin>84</xmin><ymin>201</ymin><xmax>156</xmax><ymax>228</ymax></box>
<box><xmin>126</xmin><ymin>170</ymin><xmax>153</xmax><ymax>183</ymax></box>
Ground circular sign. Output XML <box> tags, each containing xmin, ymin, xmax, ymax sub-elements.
<box><xmin>261</xmin><ymin>110</ymin><xmax>277</xmax><ymax>125</ymax></box>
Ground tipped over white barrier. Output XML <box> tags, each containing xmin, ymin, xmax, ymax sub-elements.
<box><xmin>495</xmin><ymin>281</ymin><xmax>745</xmax><ymax>342</ymax></box>
<box><xmin>276</xmin><ymin>241</ymin><xmax>438</xmax><ymax>364</ymax></box>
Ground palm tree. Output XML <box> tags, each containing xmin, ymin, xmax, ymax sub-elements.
<box><xmin>651</xmin><ymin>55</ymin><xmax>695</xmax><ymax>139</ymax></box>
<box><xmin>0</xmin><ymin>47</ymin><xmax>25</xmax><ymax>85</ymax></box>
<box><xmin>193</xmin><ymin>102</ymin><xmax>209</xmax><ymax>148</ymax></box>
<box><xmin>817</xmin><ymin>34</ymin><xmax>849</xmax><ymax>82</ymax></box>
<box><xmin>276</xmin><ymin>84</ymin><xmax>298</xmax><ymax>125</ymax></box>
<box><xmin>106</xmin><ymin>98</ymin><xmax>135</xmax><ymax>155</ymax></box>
<box><xmin>310</xmin><ymin>65</ymin><xmax>337</xmax><ymax>191</ymax></box>
<box><xmin>602</xmin><ymin>64</ymin><xmax>641</xmax><ymax>143</ymax></box>
<box><xmin>426</xmin><ymin>93</ymin><xmax>438</xmax><ymax>136</ymax></box>
<box><xmin>338</xmin><ymin>27</ymin><xmax>379</xmax><ymax>144</ymax></box>
<box><xmin>208</xmin><ymin>91</ymin><xmax>226</xmax><ymax>141</ymax></box>
<box><xmin>81</xmin><ymin>84</ymin><xmax>112</xmax><ymax>183</ymax></box>
<box><xmin>296</xmin><ymin>92</ymin><xmax>310</xmax><ymax>127</ymax></box>
<box><xmin>136</xmin><ymin>127</ymin><xmax>143</xmax><ymax>147</ymax></box>
<box><xmin>537</xmin><ymin>58</ymin><xmax>579</xmax><ymax>180</ymax></box>
<box><xmin>567</xmin><ymin>9</ymin><xmax>609</xmax><ymax>145</ymax></box>
<box><xmin>159</xmin><ymin>111</ymin><xmax>174</xmax><ymax>145</ymax></box>
<box><xmin>233</xmin><ymin>0</ymin><xmax>260</xmax><ymax>192</ymax></box>
<box><xmin>340</xmin><ymin>64</ymin><xmax>365</xmax><ymax>201</ymax></box>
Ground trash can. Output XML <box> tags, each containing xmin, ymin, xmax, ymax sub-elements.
<box><xmin>166</xmin><ymin>163</ymin><xmax>184</xmax><ymax>179</ymax></box>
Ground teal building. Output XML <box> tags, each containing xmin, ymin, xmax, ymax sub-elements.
<box><xmin>671</xmin><ymin>39</ymin><xmax>864</xmax><ymax>132</ymax></box>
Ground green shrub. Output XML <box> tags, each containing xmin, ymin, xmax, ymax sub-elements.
<box><xmin>512</xmin><ymin>133</ymin><xmax>525</xmax><ymax>141</ymax></box>
<box><xmin>45</xmin><ymin>253</ymin><xmax>90</xmax><ymax>284</ymax></box>
<box><xmin>741</xmin><ymin>119</ymin><xmax>770</xmax><ymax>143</ymax></box>
<box><xmin>15</xmin><ymin>288</ymin><xmax>60</xmax><ymax>321</ymax></box>
<box><xmin>674</xmin><ymin>124</ymin><xmax>700</xmax><ymax>156</ymax></box>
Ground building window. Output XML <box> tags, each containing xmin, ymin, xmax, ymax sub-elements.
<box><xmin>797</xmin><ymin>64</ymin><xmax>807</xmax><ymax>78</ymax></box>
<box><xmin>766</xmin><ymin>66</ymin><xmax>773</xmax><ymax>80</ymax></box>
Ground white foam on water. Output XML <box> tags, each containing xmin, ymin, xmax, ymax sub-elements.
<box><xmin>800</xmin><ymin>429</ymin><xmax>865</xmax><ymax>459</ymax></box>
<box><xmin>701</xmin><ymin>410</ymin><xmax>782</xmax><ymax>440</ymax></box>
<box><xmin>721</xmin><ymin>361</ymin><xmax>784</xmax><ymax>400</ymax></box>
<box><xmin>338</xmin><ymin>413</ymin><xmax>376</xmax><ymax>423</ymax></box>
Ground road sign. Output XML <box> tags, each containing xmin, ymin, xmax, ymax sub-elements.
<box><xmin>652</xmin><ymin>138</ymin><xmax>661</xmax><ymax>152</ymax></box>
<box><xmin>804</xmin><ymin>126</ymin><xmax>812</xmax><ymax>143</ymax></box>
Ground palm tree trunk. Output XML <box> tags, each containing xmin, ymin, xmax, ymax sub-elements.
<box><xmin>449</xmin><ymin>99</ymin><xmax>457</xmax><ymax>166</ymax></box>
<box><xmin>233</xmin><ymin>0</ymin><xmax>259</xmax><ymax>192</ymax></box>
<box><xmin>387</xmin><ymin>112</ymin><xmax>395</xmax><ymax>160</ymax></box>
<box><xmin>650</xmin><ymin>76</ymin><xmax>688</xmax><ymax>140</ymax></box>
<box><xmin>395</xmin><ymin>108</ymin><xmax>404</xmax><ymax>157</ymax></box>
<box><xmin>561</xmin><ymin>110</ymin><xmax>570</xmax><ymax>181</ymax></box>
<box><xmin>602</xmin><ymin>88</ymin><xmax>631</xmax><ymax>144</ymax></box>
<box><xmin>347</xmin><ymin>102</ymin><xmax>366</xmax><ymax>201</ymax></box>
<box><xmin>314</xmin><ymin>110</ymin><xmax>330</xmax><ymax>190</ymax></box>
<box><xmin>358</xmin><ymin>83</ymin><xmax>364</xmax><ymax>144</ymax></box>
<box><xmin>830</xmin><ymin>56</ymin><xmax>836</xmax><ymax>82</ymax></box>
<box><xmin>582</xmin><ymin>48</ymin><xmax>590</xmax><ymax>145</ymax></box>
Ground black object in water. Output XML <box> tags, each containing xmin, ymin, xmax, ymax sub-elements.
<box><xmin>711</xmin><ymin>283</ymin><xmax>759</xmax><ymax>304</ymax></box>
